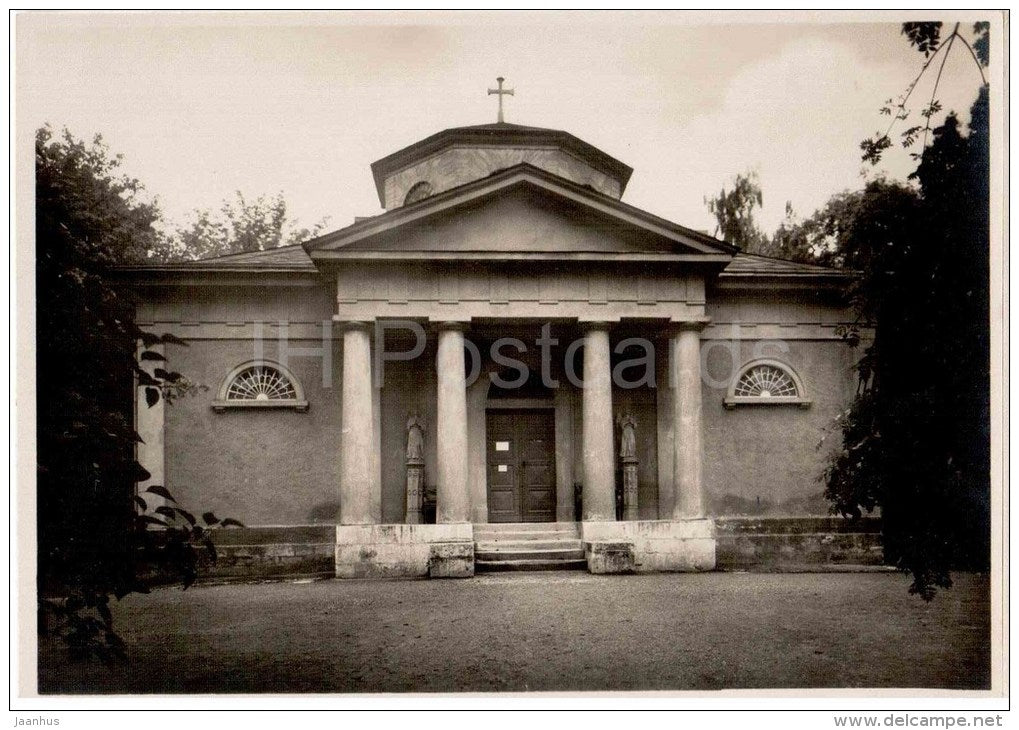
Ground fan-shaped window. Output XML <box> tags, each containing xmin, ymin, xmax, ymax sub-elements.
<box><xmin>212</xmin><ymin>361</ymin><xmax>308</xmax><ymax>412</ymax></box>
<box><xmin>404</xmin><ymin>181</ymin><xmax>433</xmax><ymax>205</ymax></box>
<box><xmin>724</xmin><ymin>359</ymin><xmax>810</xmax><ymax>410</ymax></box>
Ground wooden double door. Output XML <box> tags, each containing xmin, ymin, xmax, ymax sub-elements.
<box><xmin>486</xmin><ymin>409</ymin><xmax>556</xmax><ymax>523</ymax></box>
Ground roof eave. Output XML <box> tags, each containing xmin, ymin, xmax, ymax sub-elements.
<box><xmin>111</xmin><ymin>266</ymin><xmax>324</xmax><ymax>286</ymax></box>
<box><xmin>714</xmin><ymin>273</ymin><xmax>852</xmax><ymax>291</ymax></box>
<box><xmin>311</xmin><ymin>250</ymin><xmax>733</xmax><ymax>264</ymax></box>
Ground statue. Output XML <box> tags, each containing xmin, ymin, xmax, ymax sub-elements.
<box><xmin>619</xmin><ymin>414</ymin><xmax>637</xmax><ymax>461</ymax></box>
<box><xmin>406</xmin><ymin>414</ymin><xmax>425</xmax><ymax>463</ymax></box>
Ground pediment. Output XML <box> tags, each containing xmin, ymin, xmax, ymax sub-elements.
<box><xmin>306</xmin><ymin>165</ymin><xmax>734</xmax><ymax>262</ymax></box>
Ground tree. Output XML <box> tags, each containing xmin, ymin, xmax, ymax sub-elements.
<box><xmin>703</xmin><ymin>170</ymin><xmax>771</xmax><ymax>253</ymax></box>
<box><xmin>165</xmin><ymin>191</ymin><xmax>329</xmax><ymax>261</ymax></box>
<box><xmin>824</xmin><ymin>85</ymin><xmax>990</xmax><ymax>599</ymax></box>
<box><xmin>36</xmin><ymin>126</ymin><xmax>240</xmax><ymax>660</ymax></box>
<box><xmin>766</xmin><ymin>181</ymin><xmax>922</xmax><ymax>266</ymax></box>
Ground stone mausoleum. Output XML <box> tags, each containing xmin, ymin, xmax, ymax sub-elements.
<box><xmin>122</xmin><ymin>109</ymin><xmax>882</xmax><ymax>580</ymax></box>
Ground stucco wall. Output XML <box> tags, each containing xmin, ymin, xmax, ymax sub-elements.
<box><xmin>143</xmin><ymin>283</ymin><xmax>344</xmax><ymax>526</ymax></box>
<box><xmin>164</xmin><ymin>337</ymin><xmax>343</xmax><ymax>526</ymax></box>
<box><xmin>698</xmin><ymin>288</ymin><xmax>861</xmax><ymax>516</ymax></box>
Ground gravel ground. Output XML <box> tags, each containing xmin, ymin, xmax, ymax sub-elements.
<box><xmin>38</xmin><ymin>572</ymin><xmax>990</xmax><ymax>694</ymax></box>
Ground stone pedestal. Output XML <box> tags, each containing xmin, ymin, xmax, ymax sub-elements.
<box><xmin>334</xmin><ymin>523</ymin><xmax>475</xmax><ymax>579</ymax></box>
<box><xmin>581</xmin><ymin>519</ymin><xmax>716</xmax><ymax>573</ymax></box>
<box><xmin>622</xmin><ymin>458</ymin><xmax>639</xmax><ymax>521</ymax></box>
<box><xmin>405</xmin><ymin>459</ymin><xmax>424</xmax><ymax>525</ymax></box>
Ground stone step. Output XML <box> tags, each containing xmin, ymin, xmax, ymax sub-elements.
<box><xmin>477</xmin><ymin>522</ymin><xmax>580</xmax><ymax>533</ymax></box>
<box><xmin>475</xmin><ymin>546</ymin><xmax>585</xmax><ymax>562</ymax></box>
<box><xmin>476</xmin><ymin>534</ymin><xmax>582</xmax><ymax>544</ymax></box>
<box><xmin>474</xmin><ymin>532</ymin><xmax>580</xmax><ymax>543</ymax></box>
<box><xmin>475</xmin><ymin>557</ymin><xmax>588</xmax><ymax>572</ymax></box>
<box><xmin>475</xmin><ymin>526</ymin><xmax>580</xmax><ymax>542</ymax></box>
<box><xmin>475</xmin><ymin>539</ymin><xmax>583</xmax><ymax>551</ymax></box>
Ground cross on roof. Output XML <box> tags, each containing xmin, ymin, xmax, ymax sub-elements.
<box><xmin>487</xmin><ymin>76</ymin><xmax>514</xmax><ymax>123</ymax></box>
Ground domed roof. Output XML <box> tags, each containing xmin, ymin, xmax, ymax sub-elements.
<box><xmin>370</xmin><ymin>122</ymin><xmax>633</xmax><ymax>209</ymax></box>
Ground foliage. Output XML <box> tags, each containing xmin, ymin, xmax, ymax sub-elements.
<box><xmin>861</xmin><ymin>22</ymin><xmax>989</xmax><ymax>166</ymax></box>
<box><xmin>703</xmin><ymin>170</ymin><xmax>771</xmax><ymax>253</ymax></box>
<box><xmin>36</xmin><ymin>126</ymin><xmax>242</xmax><ymax>661</ymax></box>
<box><xmin>769</xmin><ymin>180</ymin><xmax>922</xmax><ymax>267</ymax></box>
<box><xmin>164</xmin><ymin>191</ymin><xmax>329</xmax><ymax>261</ymax></box>
<box><xmin>39</xmin><ymin>486</ymin><xmax>240</xmax><ymax>662</ymax></box>
<box><xmin>824</xmin><ymin>87</ymin><xmax>990</xmax><ymax>599</ymax></box>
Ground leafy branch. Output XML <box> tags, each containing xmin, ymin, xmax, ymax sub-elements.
<box><xmin>40</xmin><ymin>481</ymin><xmax>244</xmax><ymax>662</ymax></box>
<box><xmin>861</xmin><ymin>22</ymin><xmax>989</xmax><ymax>166</ymax></box>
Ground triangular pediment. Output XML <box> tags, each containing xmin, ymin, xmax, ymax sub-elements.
<box><xmin>305</xmin><ymin>165</ymin><xmax>735</xmax><ymax>262</ymax></box>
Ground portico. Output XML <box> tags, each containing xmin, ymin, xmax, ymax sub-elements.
<box><xmin>333</xmin><ymin>315</ymin><xmax>711</xmax><ymax>528</ymax></box>
<box><xmin>329</xmin><ymin>311</ymin><xmax>717</xmax><ymax>576</ymax></box>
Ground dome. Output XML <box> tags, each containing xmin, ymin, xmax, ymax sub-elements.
<box><xmin>369</xmin><ymin>122</ymin><xmax>633</xmax><ymax>210</ymax></box>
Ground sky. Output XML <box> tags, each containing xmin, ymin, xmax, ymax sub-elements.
<box><xmin>16</xmin><ymin>12</ymin><xmax>990</xmax><ymax>238</ymax></box>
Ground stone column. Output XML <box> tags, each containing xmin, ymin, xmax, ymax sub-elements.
<box><xmin>371</xmin><ymin>342</ymin><xmax>383</xmax><ymax>515</ymax></box>
<box><xmin>581</xmin><ymin>323</ymin><xmax>616</xmax><ymax>521</ymax></box>
<box><xmin>435</xmin><ymin>324</ymin><xmax>470</xmax><ymax>523</ymax></box>
<box><xmin>339</xmin><ymin>321</ymin><xmax>379</xmax><ymax>525</ymax></box>
<box><xmin>671</xmin><ymin>322</ymin><xmax>707</xmax><ymax>519</ymax></box>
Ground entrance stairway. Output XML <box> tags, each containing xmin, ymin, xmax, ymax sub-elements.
<box><xmin>474</xmin><ymin>522</ymin><xmax>587</xmax><ymax>572</ymax></box>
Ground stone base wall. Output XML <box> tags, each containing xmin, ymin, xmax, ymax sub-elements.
<box><xmin>715</xmin><ymin>517</ymin><xmax>885</xmax><ymax>571</ymax></box>
<box><xmin>334</xmin><ymin>523</ymin><xmax>475</xmax><ymax>579</ymax></box>
<box><xmin>191</xmin><ymin>518</ymin><xmax>884</xmax><ymax>583</ymax></box>
<box><xmin>581</xmin><ymin>519</ymin><xmax>716</xmax><ymax>573</ymax></box>
<box><xmin>203</xmin><ymin>526</ymin><xmax>336</xmax><ymax>582</ymax></box>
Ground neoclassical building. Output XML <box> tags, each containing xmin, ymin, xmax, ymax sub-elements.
<box><xmin>123</xmin><ymin>118</ymin><xmax>881</xmax><ymax>580</ymax></box>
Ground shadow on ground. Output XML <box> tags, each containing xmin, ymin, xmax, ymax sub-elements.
<box><xmin>38</xmin><ymin>572</ymin><xmax>991</xmax><ymax>694</ymax></box>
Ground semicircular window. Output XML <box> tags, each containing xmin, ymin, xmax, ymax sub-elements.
<box><xmin>213</xmin><ymin>361</ymin><xmax>308</xmax><ymax>412</ymax></box>
<box><xmin>735</xmin><ymin>364</ymin><xmax>798</xmax><ymax>398</ymax></box>
<box><xmin>724</xmin><ymin>360</ymin><xmax>810</xmax><ymax>410</ymax></box>
<box><xmin>404</xmin><ymin>181</ymin><xmax>434</xmax><ymax>205</ymax></box>
<box><xmin>228</xmin><ymin>365</ymin><xmax>297</xmax><ymax>401</ymax></box>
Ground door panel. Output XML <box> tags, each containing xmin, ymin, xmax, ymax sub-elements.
<box><xmin>486</xmin><ymin>410</ymin><xmax>556</xmax><ymax>523</ymax></box>
<box><xmin>486</xmin><ymin>422</ymin><xmax>519</xmax><ymax>522</ymax></box>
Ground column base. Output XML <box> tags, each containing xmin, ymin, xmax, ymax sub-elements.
<box><xmin>334</xmin><ymin>524</ymin><xmax>474</xmax><ymax>579</ymax></box>
<box><xmin>581</xmin><ymin>519</ymin><xmax>716</xmax><ymax>573</ymax></box>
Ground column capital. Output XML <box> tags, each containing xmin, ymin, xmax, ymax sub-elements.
<box><xmin>432</xmin><ymin>320</ymin><xmax>470</xmax><ymax>332</ymax></box>
<box><xmin>427</xmin><ymin>316</ymin><xmax>472</xmax><ymax>332</ymax></box>
<box><xmin>578</xmin><ymin>319</ymin><xmax>615</xmax><ymax>331</ymax></box>
<box><xmin>665</xmin><ymin>317</ymin><xmax>711</xmax><ymax>335</ymax></box>
<box><xmin>333</xmin><ymin>317</ymin><xmax>374</xmax><ymax>331</ymax></box>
